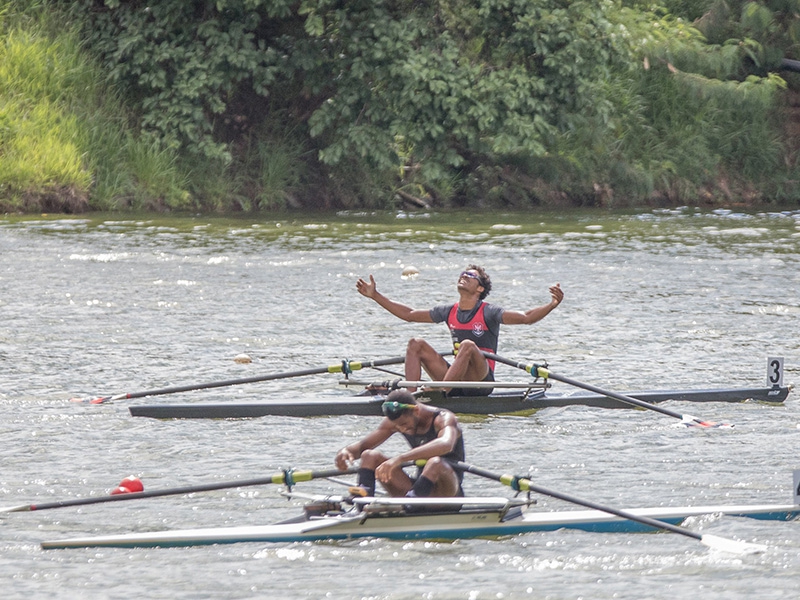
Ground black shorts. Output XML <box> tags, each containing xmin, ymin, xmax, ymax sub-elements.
<box><xmin>447</xmin><ymin>371</ymin><xmax>495</xmax><ymax>397</ymax></box>
<box><xmin>412</xmin><ymin>470</ymin><xmax>465</xmax><ymax>497</ymax></box>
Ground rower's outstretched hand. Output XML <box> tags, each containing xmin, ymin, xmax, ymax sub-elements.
<box><xmin>549</xmin><ymin>283</ymin><xmax>563</xmax><ymax>306</ymax></box>
<box><xmin>356</xmin><ymin>274</ymin><xmax>377</xmax><ymax>299</ymax></box>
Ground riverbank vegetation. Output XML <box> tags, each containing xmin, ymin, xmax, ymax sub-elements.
<box><xmin>2</xmin><ymin>0</ymin><xmax>799</xmax><ymax>213</ymax></box>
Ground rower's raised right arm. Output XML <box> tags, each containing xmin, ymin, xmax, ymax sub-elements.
<box><xmin>356</xmin><ymin>274</ymin><xmax>432</xmax><ymax>323</ymax></box>
<box><xmin>356</xmin><ymin>274</ymin><xmax>378</xmax><ymax>299</ymax></box>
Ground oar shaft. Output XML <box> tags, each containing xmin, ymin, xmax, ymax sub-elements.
<box><xmin>119</xmin><ymin>366</ymin><xmax>364</xmax><ymax>400</ymax></box>
<box><xmin>452</xmin><ymin>462</ymin><xmax>701</xmax><ymax>541</ymax></box>
<box><xmin>78</xmin><ymin>356</ymin><xmax>409</xmax><ymax>403</ymax></box>
<box><xmin>3</xmin><ymin>467</ymin><xmax>356</xmax><ymax>513</ymax></box>
<box><xmin>543</xmin><ymin>371</ymin><xmax>683</xmax><ymax>420</ymax></box>
<box><xmin>483</xmin><ymin>352</ymin><xmax>685</xmax><ymax>421</ymax></box>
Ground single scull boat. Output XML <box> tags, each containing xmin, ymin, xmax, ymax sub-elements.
<box><xmin>41</xmin><ymin>495</ymin><xmax>800</xmax><ymax>549</ymax></box>
<box><xmin>128</xmin><ymin>383</ymin><xmax>791</xmax><ymax>419</ymax></box>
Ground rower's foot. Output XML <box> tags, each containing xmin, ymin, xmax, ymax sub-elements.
<box><xmin>365</xmin><ymin>379</ymin><xmax>403</xmax><ymax>395</ymax></box>
<box><xmin>303</xmin><ymin>500</ymin><xmax>342</xmax><ymax>517</ymax></box>
<box><xmin>365</xmin><ymin>382</ymin><xmax>389</xmax><ymax>394</ymax></box>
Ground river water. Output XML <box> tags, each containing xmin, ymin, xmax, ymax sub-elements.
<box><xmin>1</xmin><ymin>207</ymin><xmax>799</xmax><ymax>599</ymax></box>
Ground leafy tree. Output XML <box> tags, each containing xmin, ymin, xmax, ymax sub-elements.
<box><xmin>66</xmin><ymin>0</ymin><xmax>642</xmax><ymax>205</ymax></box>
<box><xmin>59</xmin><ymin>0</ymin><xmax>799</xmax><ymax>208</ymax></box>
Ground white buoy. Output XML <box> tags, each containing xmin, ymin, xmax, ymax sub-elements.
<box><xmin>402</xmin><ymin>265</ymin><xmax>420</xmax><ymax>277</ymax></box>
<box><xmin>234</xmin><ymin>354</ymin><xmax>252</xmax><ymax>364</ymax></box>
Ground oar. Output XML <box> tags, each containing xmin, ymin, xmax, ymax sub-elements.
<box><xmin>71</xmin><ymin>356</ymin><xmax>409</xmax><ymax>404</ymax></box>
<box><xmin>483</xmin><ymin>352</ymin><xmax>730</xmax><ymax>428</ymax></box>
<box><xmin>339</xmin><ymin>379</ymin><xmax>549</xmax><ymax>390</ymax></box>
<box><xmin>452</xmin><ymin>461</ymin><xmax>765</xmax><ymax>554</ymax></box>
<box><xmin>0</xmin><ymin>467</ymin><xmax>356</xmax><ymax>513</ymax></box>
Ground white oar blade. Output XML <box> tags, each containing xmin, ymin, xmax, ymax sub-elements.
<box><xmin>0</xmin><ymin>505</ymin><xmax>30</xmax><ymax>513</ymax></box>
<box><xmin>700</xmin><ymin>533</ymin><xmax>767</xmax><ymax>555</ymax></box>
<box><xmin>679</xmin><ymin>414</ymin><xmax>733</xmax><ymax>429</ymax></box>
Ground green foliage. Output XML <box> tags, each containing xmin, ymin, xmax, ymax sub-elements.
<box><xmin>68</xmin><ymin>0</ymin><xmax>292</xmax><ymax>163</ymax></box>
<box><xmin>234</xmin><ymin>119</ymin><xmax>310</xmax><ymax>210</ymax></box>
<box><xmin>304</xmin><ymin>0</ymin><xmax>634</xmax><ymax>182</ymax></box>
<box><xmin>126</xmin><ymin>135</ymin><xmax>191</xmax><ymax>211</ymax></box>
<box><xmin>66</xmin><ymin>0</ymin><xmax>646</xmax><ymax>205</ymax></box>
<box><xmin>536</xmin><ymin>3</ymin><xmax>792</xmax><ymax>206</ymax></box>
<box><xmin>0</xmin><ymin>15</ymin><xmax>92</xmax><ymax>208</ymax></box>
<box><xmin>688</xmin><ymin>0</ymin><xmax>800</xmax><ymax>71</ymax></box>
<box><xmin>0</xmin><ymin>0</ymin><xmax>193</xmax><ymax>211</ymax></box>
<box><xmin>3</xmin><ymin>0</ymin><xmax>797</xmax><ymax>211</ymax></box>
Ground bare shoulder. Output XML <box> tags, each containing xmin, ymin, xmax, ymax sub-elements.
<box><xmin>433</xmin><ymin>407</ymin><xmax>459</xmax><ymax>429</ymax></box>
<box><xmin>378</xmin><ymin>417</ymin><xmax>397</xmax><ymax>431</ymax></box>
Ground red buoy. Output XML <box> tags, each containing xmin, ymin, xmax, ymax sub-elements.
<box><xmin>110</xmin><ymin>476</ymin><xmax>144</xmax><ymax>495</ymax></box>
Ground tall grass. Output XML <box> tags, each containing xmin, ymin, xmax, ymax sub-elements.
<box><xmin>0</xmin><ymin>22</ymin><xmax>93</xmax><ymax>209</ymax></box>
<box><xmin>126</xmin><ymin>136</ymin><xmax>191</xmax><ymax>211</ymax></box>
<box><xmin>0</xmin><ymin>1</ymin><xmax>190</xmax><ymax>212</ymax></box>
<box><xmin>187</xmin><ymin>118</ymin><xmax>318</xmax><ymax>212</ymax></box>
<box><xmin>0</xmin><ymin>2</ymin><xmax>329</xmax><ymax>214</ymax></box>
<box><xmin>0</xmin><ymin>98</ymin><xmax>91</xmax><ymax>190</ymax></box>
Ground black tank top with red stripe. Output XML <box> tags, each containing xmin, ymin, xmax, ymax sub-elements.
<box><xmin>446</xmin><ymin>302</ymin><xmax>499</xmax><ymax>372</ymax></box>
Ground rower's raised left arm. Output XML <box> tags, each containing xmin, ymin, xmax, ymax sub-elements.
<box><xmin>502</xmin><ymin>283</ymin><xmax>563</xmax><ymax>325</ymax></box>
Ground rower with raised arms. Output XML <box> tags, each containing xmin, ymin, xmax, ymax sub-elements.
<box><xmin>356</xmin><ymin>264</ymin><xmax>563</xmax><ymax>394</ymax></box>
<box><xmin>335</xmin><ymin>389</ymin><xmax>465</xmax><ymax>499</ymax></box>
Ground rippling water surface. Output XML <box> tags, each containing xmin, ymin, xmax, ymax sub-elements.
<box><xmin>1</xmin><ymin>208</ymin><xmax>799</xmax><ymax>599</ymax></box>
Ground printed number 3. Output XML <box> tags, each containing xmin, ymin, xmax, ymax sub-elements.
<box><xmin>768</xmin><ymin>357</ymin><xmax>783</xmax><ymax>387</ymax></box>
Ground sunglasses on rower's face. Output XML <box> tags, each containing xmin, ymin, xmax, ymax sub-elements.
<box><xmin>460</xmin><ymin>271</ymin><xmax>482</xmax><ymax>283</ymax></box>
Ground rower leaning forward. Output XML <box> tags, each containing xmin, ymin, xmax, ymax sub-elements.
<box><xmin>335</xmin><ymin>390</ymin><xmax>464</xmax><ymax>499</ymax></box>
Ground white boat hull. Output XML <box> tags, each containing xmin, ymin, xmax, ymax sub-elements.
<box><xmin>41</xmin><ymin>502</ymin><xmax>800</xmax><ymax>549</ymax></box>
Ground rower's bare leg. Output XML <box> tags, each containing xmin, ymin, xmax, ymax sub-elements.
<box><xmin>362</xmin><ymin>450</ymin><xmax>414</xmax><ymax>496</ymax></box>
<box><xmin>381</xmin><ymin>476</ymin><xmax>414</xmax><ymax>497</ymax></box>
<box><xmin>359</xmin><ymin>449</ymin><xmax>389</xmax><ymax>470</ymax></box>
<box><xmin>358</xmin><ymin>449</ymin><xmax>415</xmax><ymax>496</ymax></box>
<box><xmin>405</xmin><ymin>338</ymin><xmax>450</xmax><ymax>391</ymax></box>
<box><xmin>442</xmin><ymin>340</ymin><xmax>490</xmax><ymax>389</ymax></box>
